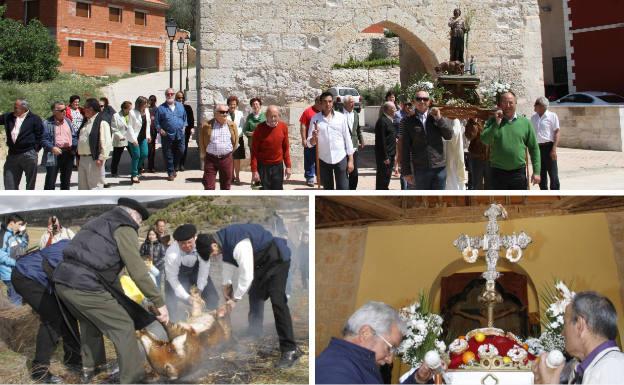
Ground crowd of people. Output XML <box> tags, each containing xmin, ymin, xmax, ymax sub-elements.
<box><xmin>0</xmin><ymin>199</ymin><xmax>308</xmax><ymax>383</ymax></box>
<box><xmin>1</xmin><ymin>86</ymin><xmax>561</xmax><ymax>190</ymax></box>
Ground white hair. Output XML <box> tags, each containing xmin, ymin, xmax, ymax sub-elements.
<box><xmin>383</xmin><ymin>101</ymin><xmax>396</xmax><ymax>114</ymax></box>
<box><xmin>344</xmin><ymin>95</ymin><xmax>354</xmax><ymax>103</ymax></box>
<box><xmin>535</xmin><ymin>96</ymin><xmax>549</xmax><ymax>108</ymax></box>
<box><xmin>342</xmin><ymin>301</ymin><xmax>406</xmax><ymax>337</ymax></box>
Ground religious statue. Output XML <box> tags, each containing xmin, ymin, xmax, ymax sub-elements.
<box><xmin>448</xmin><ymin>8</ymin><xmax>468</xmax><ymax>63</ymax></box>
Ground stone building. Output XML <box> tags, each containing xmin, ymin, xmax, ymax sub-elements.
<box><xmin>2</xmin><ymin>0</ymin><xmax>169</xmax><ymax>75</ymax></box>
<box><xmin>196</xmin><ymin>1</ymin><xmax>545</xmax><ymax>119</ymax></box>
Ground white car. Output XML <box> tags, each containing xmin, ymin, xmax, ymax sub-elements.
<box><xmin>555</xmin><ymin>91</ymin><xmax>624</xmax><ymax>105</ymax></box>
<box><xmin>327</xmin><ymin>87</ymin><xmax>362</xmax><ymax>111</ymax></box>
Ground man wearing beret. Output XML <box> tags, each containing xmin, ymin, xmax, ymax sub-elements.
<box><xmin>53</xmin><ymin>198</ymin><xmax>169</xmax><ymax>384</ymax></box>
<box><xmin>195</xmin><ymin>223</ymin><xmax>302</xmax><ymax>368</ymax></box>
<box><xmin>164</xmin><ymin>223</ymin><xmax>218</xmax><ymax>321</ymax></box>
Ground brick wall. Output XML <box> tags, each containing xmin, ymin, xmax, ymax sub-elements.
<box><xmin>55</xmin><ymin>0</ymin><xmax>168</xmax><ymax>75</ymax></box>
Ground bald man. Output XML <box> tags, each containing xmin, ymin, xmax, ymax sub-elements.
<box><xmin>250</xmin><ymin>105</ymin><xmax>291</xmax><ymax>190</ymax></box>
<box><xmin>198</xmin><ymin>103</ymin><xmax>238</xmax><ymax>189</ymax></box>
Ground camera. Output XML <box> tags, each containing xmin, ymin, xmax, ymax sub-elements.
<box><xmin>51</xmin><ymin>216</ymin><xmax>59</xmax><ymax>233</ymax></box>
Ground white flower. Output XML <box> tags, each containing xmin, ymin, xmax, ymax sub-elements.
<box><xmin>414</xmin><ymin>320</ymin><xmax>427</xmax><ymax>333</ymax></box>
<box><xmin>435</xmin><ymin>340</ymin><xmax>447</xmax><ymax>353</ymax></box>
<box><xmin>550</xmin><ymin>321</ymin><xmax>560</xmax><ymax>329</ymax></box>
<box><xmin>557</xmin><ymin>315</ymin><xmax>564</xmax><ymax>324</ymax></box>
<box><xmin>548</xmin><ymin>301</ymin><xmax>566</xmax><ymax>317</ymax></box>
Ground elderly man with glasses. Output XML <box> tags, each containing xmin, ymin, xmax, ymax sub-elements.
<box><xmin>154</xmin><ymin>88</ymin><xmax>187</xmax><ymax>181</ymax></box>
<box><xmin>400</xmin><ymin>91</ymin><xmax>453</xmax><ymax>190</ymax></box>
<box><xmin>42</xmin><ymin>101</ymin><xmax>78</xmax><ymax>190</ymax></box>
<box><xmin>316</xmin><ymin>301</ymin><xmax>437</xmax><ymax>384</ymax></box>
<box><xmin>198</xmin><ymin>104</ymin><xmax>238</xmax><ymax>189</ymax></box>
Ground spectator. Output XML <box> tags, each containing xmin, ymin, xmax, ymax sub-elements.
<box><xmin>531</xmin><ymin>96</ymin><xmax>560</xmax><ymax>190</ymax></box>
<box><xmin>227</xmin><ymin>96</ymin><xmax>246</xmax><ymax>185</ymax></box>
<box><xmin>299</xmin><ymin>96</ymin><xmax>322</xmax><ymax>187</ymax></box>
<box><xmin>39</xmin><ymin>216</ymin><xmax>74</xmax><ymax>249</ymax></box>
<box><xmin>341</xmin><ymin>96</ymin><xmax>364</xmax><ymax>190</ymax></box>
<box><xmin>127</xmin><ymin>96</ymin><xmax>151</xmax><ymax>184</ymax></box>
<box><xmin>66</xmin><ymin>95</ymin><xmax>84</xmax><ymax>132</ymax></box>
<box><xmin>480</xmin><ymin>91</ymin><xmax>541</xmax><ymax>190</ymax></box>
<box><xmin>42</xmin><ymin>101</ymin><xmax>78</xmax><ymax>190</ymax></box>
<box><xmin>250</xmin><ymin>105</ymin><xmax>292</xmax><ymax>190</ymax></box>
<box><xmin>154</xmin><ymin>88</ymin><xmax>187</xmax><ymax>181</ymax></box>
<box><xmin>198</xmin><ymin>104</ymin><xmax>238</xmax><ymax>190</ymax></box>
<box><xmin>77</xmin><ymin>98</ymin><xmax>112</xmax><ymax>190</ymax></box>
<box><xmin>140</xmin><ymin>228</ymin><xmax>165</xmax><ymax>287</ymax></box>
<box><xmin>307</xmin><ymin>92</ymin><xmax>354</xmax><ymax>190</ymax></box>
<box><xmin>147</xmin><ymin>95</ymin><xmax>158</xmax><ymax>173</ymax></box>
<box><xmin>0</xmin><ymin>99</ymin><xmax>43</xmax><ymax>190</ymax></box>
<box><xmin>176</xmin><ymin>91</ymin><xmax>195</xmax><ymax>171</ymax></box>
<box><xmin>110</xmin><ymin>101</ymin><xmax>132</xmax><ymax>178</ymax></box>
<box><xmin>375</xmin><ymin>102</ymin><xmax>397</xmax><ymax>190</ymax></box>
<box><xmin>0</xmin><ymin>214</ymin><xmax>28</xmax><ymax>306</ymax></box>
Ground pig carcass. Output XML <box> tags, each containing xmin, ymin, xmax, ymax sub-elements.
<box><xmin>138</xmin><ymin>304</ymin><xmax>232</xmax><ymax>380</ymax></box>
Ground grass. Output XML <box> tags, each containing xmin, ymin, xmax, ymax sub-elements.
<box><xmin>333</xmin><ymin>57</ymin><xmax>399</xmax><ymax>70</ymax></box>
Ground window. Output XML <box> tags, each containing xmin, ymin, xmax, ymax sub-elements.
<box><xmin>24</xmin><ymin>0</ymin><xmax>40</xmax><ymax>24</ymax></box>
<box><xmin>552</xmin><ymin>57</ymin><xmax>568</xmax><ymax>85</ymax></box>
<box><xmin>109</xmin><ymin>7</ymin><xmax>122</xmax><ymax>22</ymax></box>
<box><xmin>76</xmin><ymin>1</ymin><xmax>90</xmax><ymax>18</ymax></box>
<box><xmin>95</xmin><ymin>42</ymin><xmax>109</xmax><ymax>59</ymax></box>
<box><xmin>68</xmin><ymin>40</ymin><xmax>84</xmax><ymax>57</ymax></box>
<box><xmin>135</xmin><ymin>11</ymin><xmax>146</xmax><ymax>26</ymax></box>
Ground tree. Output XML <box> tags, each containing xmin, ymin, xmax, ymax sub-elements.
<box><xmin>0</xmin><ymin>6</ymin><xmax>60</xmax><ymax>82</ymax></box>
<box><xmin>166</xmin><ymin>0</ymin><xmax>197</xmax><ymax>41</ymax></box>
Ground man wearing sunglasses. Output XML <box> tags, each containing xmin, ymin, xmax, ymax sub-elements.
<box><xmin>154</xmin><ymin>88</ymin><xmax>187</xmax><ymax>181</ymax></box>
<box><xmin>316</xmin><ymin>301</ymin><xmax>436</xmax><ymax>384</ymax></box>
<box><xmin>42</xmin><ymin>101</ymin><xmax>78</xmax><ymax>190</ymax></box>
<box><xmin>401</xmin><ymin>91</ymin><xmax>453</xmax><ymax>190</ymax></box>
<box><xmin>198</xmin><ymin>104</ymin><xmax>238</xmax><ymax>189</ymax></box>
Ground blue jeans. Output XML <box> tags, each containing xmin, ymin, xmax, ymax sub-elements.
<box><xmin>411</xmin><ymin>167</ymin><xmax>447</xmax><ymax>190</ymax></box>
<box><xmin>128</xmin><ymin>139</ymin><xmax>149</xmax><ymax>177</ymax></box>
<box><xmin>303</xmin><ymin>146</ymin><xmax>316</xmax><ymax>182</ymax></box>
<box><xmin>3</xmin><ymin>280</ymin><xmax>22</xmax><ymax>306</ymax></box>
<box><xmin>161</xmin><ymin>136</ymin><xmax>184</xmax><ymax>176</ymax></box>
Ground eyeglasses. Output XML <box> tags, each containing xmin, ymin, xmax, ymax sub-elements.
<box><xmin>99</xmin><ymin>104</ymin><xmax>105</xmax><ymax>108</ymax></box>
<box><xmin>217</xmin><ymin>111</ymin><xmax>229</xmax><ymax>115</ymax></box>
<box><xmin>176</xmin><ymin>97</ymin><xmax>184</xmax><ymax>101</ymax></box>
<box><xmin>166</xmin><ymin>93</ymin><xmax>175</xmax><ymax>96</ymax></box>
<box><xmin>372</xmin><ymin>329</ymin><xmax>399</xmax><ymax>356</ymax></box>
<box><xmin>415</xmin><ymin>97</ymin><xmax>430</xmax><ymax>102</ymax></box>
<box><xmin>54</xmin><ymin>109</ymin><xmax>65</xmax><ymax>112</ymax></box>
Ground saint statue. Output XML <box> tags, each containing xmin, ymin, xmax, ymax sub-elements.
<box><xmin>448</xmin><ymin>8</ymin><xmax>468</xmax><ymax>63</ymax></box>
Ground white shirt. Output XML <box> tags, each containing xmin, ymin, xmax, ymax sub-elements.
<box><xmin>168</xmin><ymin>103</ymin><xmax>176</xmax><ymax>112</ymax></box>
<box><xmin>12</xmin><ymin>112</ymin><xmax>28</xmax><ymax>143</ymax></box>
<box><xmin>127</xmin><ymin>109</ymin><xmax>152</xmax><ymax>143</ymax></box>
<box><xmin>227</xmin><ymin>110</ymin><xmax>245</xmax><ymax>137</ymax></box>
<box><xmin>39</xmin><ymin>228</ymin><xmax>75</xmax><ymax>249</ymax></box>
<box><xmin>580</xmin><ymin>346</ymin><xmax>624</xmax><ymax>384</ymax></box>
<box><xmin>531</xmin><ymin>110</ymin><xmax>560</xmax><ymax>144</ymax></box>
<box><xmin>306</xmin><ymin>111</ymin><xmax>354</xmax><ymax>164</ymax></box>
<box><xmin>220</xmin><ymin>238</ymin><xmax>255</xmax><ymax>300</ymax></box>
<box><xmin>164</xmin><ymin>242</ymin><xmax>211</xmax><ymax>301</ymax></box>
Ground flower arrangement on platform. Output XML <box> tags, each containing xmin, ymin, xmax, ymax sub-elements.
<box><xmin>398</xmin><ymin>292</ymin><xmax>446</xmax><ymax>368</ymax></box>
<box><xmin>402</xmin><ymin>73</ymin><xmax>446</xmax><ymax>103</ymax></box>
<box><xmin>536</xmin><ymin>280</ymin><xmax>574</xmax><ymax>353</ymax></box>
<box><xmin>479</xmin><ymin>81</ymin><xmax>514</xmax><ymax>109</ymax></box>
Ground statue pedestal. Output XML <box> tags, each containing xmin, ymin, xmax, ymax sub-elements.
<box><xmin>437</xmin><ymin>75</ymin><xmax>481</xmax><ymax>100</ymax></box>
<box><xmin>446</xmin><ymin>370</ymin><xmax>534</xmax><ymax>384</ymax></box>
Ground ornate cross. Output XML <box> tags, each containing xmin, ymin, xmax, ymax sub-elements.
<box><xmin>452</xmin><ymin>204</ymin><xmax>532</xmax><ymax>328</ymax></box>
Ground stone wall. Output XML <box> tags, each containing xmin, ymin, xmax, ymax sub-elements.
<box><xmin>337</xmin><ymin>36</ymin><xmax>400</xmax><ymax>63</ymax></box>
<box><xmin>315</xmin><ymin>227</ymin><xmax>368</xmax><ymax>355</ymax></box>
<box><xmin>196</xmin><ymin>1</ymin><xmax>544</xmax><ymax>121</ymax></box>
<box><xmin>550</xmin><ymin>105</ymin><xmax>624</xmax><ymax>151</ymax></box>
<box><xmin>330</xmin><ymin>67</ymin><xmax>401</xmax><ymax>91</ymax></box>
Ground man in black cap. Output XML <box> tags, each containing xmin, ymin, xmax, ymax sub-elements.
<box><xmin>164</xmin><ymin>223</ymin><xmax>218</xmax><ymax>321</ymax></box>
<box><xmin>53</xmin><ymin>198</ymin><xmax>168</xmax><ymax>384</ymax></box>
<box><xmin>195</xmin><ymin>223</ymin><xmax>302</xmax><ymax>368</ymax></box>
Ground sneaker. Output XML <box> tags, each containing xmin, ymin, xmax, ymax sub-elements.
<box><xmin>167</xmin><ymin>175</ymin><xmax>175</xmax><ymax>181</ymax></box>
<box><xmin>179</xmin><ymin>165</ymin><xmax>185</xmax><ymax>171</ymax></box>
<box><xmin>275</xmin><ymin>347</ymin><xmax>303</xmax><ymax>369</ymax></box>
<box><xmin>306</xmin><ymin>180</ymin><xmax>315</xmax><ymax>187</ymax></box>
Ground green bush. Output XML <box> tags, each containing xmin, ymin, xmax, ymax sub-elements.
<box><xmin>0</xmin><ymin>6</ymin><xmax>60</xmax><ymax>82</ymax></box>
<box><xmin>333</xmin><ymin>57</ymin><xmax>399</xmax><ymax>70</ymax></box>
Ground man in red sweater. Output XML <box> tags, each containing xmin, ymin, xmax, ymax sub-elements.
<box><xmin>251</xmin><ymin>106</ymin><xmax>292</xmax><ymax>190</ymax></box>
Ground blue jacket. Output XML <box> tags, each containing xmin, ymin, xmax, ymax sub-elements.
<box><xmin>0</xmin><ymin>229</ymin><xmax>29</xmax><ymax>281</ymax></box>
<box><xmin>316</xmin><ymin>338</ymin><xmax>383</xmax><ymax>384</ymax></box>
<box><xmin>42</xmin><ymin>116</ymin><xmax>78</xmax><ymax>151</ymax></box>
<box><xmin>15</xmin><ymin>239</ymin><xmax>69</xmax><ymax>292</ymax></box>
<box><xmin>154</xmin><ymin>102</ymin><xmax>187</xmax><ymax>140</ymax></box>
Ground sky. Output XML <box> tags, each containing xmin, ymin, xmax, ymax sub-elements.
<box><xmin>0</xmin><ymin>195</ymin><xmax>174</xmax><ymax>215</ymax></box>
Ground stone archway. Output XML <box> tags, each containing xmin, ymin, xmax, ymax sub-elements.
<box><xmin>196</xmin><ymin>1</ymin><xmax>544</xmax><ymax>119</ymax></box>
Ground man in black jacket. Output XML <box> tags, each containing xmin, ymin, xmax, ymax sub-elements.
<box><xmin>401</xmin><ymin>91</ymin><xmax>453</xmax><ymax>190</ymax></box>
<box><xmin>0</xmin><ymin>99</ymin><xmax>43</xmax><ymax>190</ymax></box>
<box><xmin>375</xmin><ymin>102</ymin><xmax>397</xmax><ymax>190</ymax></box>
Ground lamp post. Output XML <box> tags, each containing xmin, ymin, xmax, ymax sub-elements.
<box><xmin>177</xmin><ymin>37</ymin><xmax>185</xmax><ymax>92</ymax></box>
<box><xmin>165</xmin><ymin>18</ymin><xmax>178</xmax><ymax>89</ymax></box>
<box><xmin>184</xmin><ymin>37</ymin><xmax>190</xmax><ymax>92</ymax></box>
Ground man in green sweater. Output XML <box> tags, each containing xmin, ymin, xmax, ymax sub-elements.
<box><xmin>480</xmin><ymin>91</ymin><xmax>541</xmax><ymax>190</ymax></box>
<box><xmin>53</xmin><ymin>198</ymin><xmax>168</xmax><ymax>384</ymax></box>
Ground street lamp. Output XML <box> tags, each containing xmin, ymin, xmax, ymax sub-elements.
<box><xmin>177</xmin><ymin>37</ymin><xmax>185</xmax><ymax>92</ymax></box>
<box><xmin>165</xmin><ymin>18</ymin><xmax>178</xmax><ymax>89</ymax></box>
<box><xmin>184</xmin><ymin>37</ymin><xmax>190</xmax><ymax>92</ymax></box>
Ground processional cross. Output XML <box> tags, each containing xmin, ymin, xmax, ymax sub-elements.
<box><xmin>452</xmin><ymin>204</ymin><xmax>532</xmax><ymax>328</ymax></box>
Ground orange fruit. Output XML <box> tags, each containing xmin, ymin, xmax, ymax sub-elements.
<box><xmin>474</xmin><ymin>332</ymin><xmax>486</xmax><ymax>343</ymax></box>
<box><xmin>459</xmin><ymin>335</ymin><xmax>466</xmax><ymax>340</ymax></box>
<box><xmin>462</xmin><ymin>351</ymin><xmax>476</xmax><ymax>364</ymax></box>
